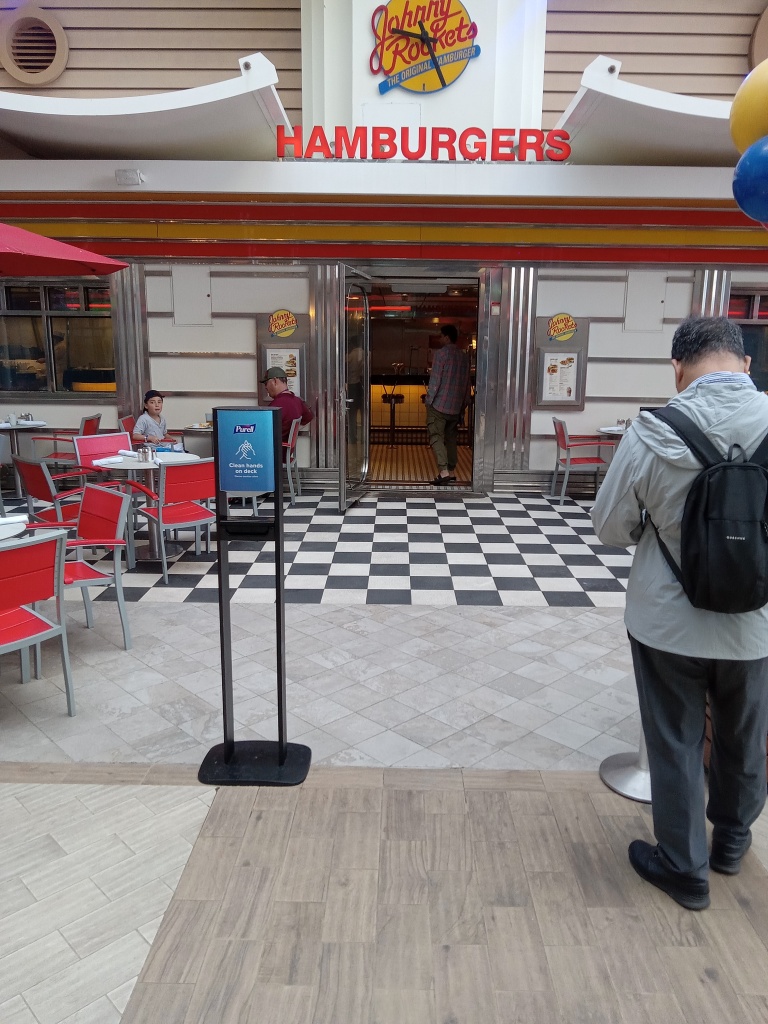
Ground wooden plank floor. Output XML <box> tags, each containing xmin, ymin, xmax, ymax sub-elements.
<box><xmin>121</xmin><ymin>768</ymin><xmax>768</xmax><ymax>1024</ymax></box>
<box><xmin>369</xmin><ymin>444</ymin><xmax>473</xmax><ymax>485</ymax></box>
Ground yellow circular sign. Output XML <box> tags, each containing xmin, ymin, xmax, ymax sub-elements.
<box><xmin>547</xmin><ymin>313</ymin><xmax>578</xmax><ymax>343</ymax></box>
<box><xmin>370</xmin><ymin>0</ymin><xmax>480</xmax><ymax>96</ymax></box>
<box><xmin>269</xmin><ymin>309</ymin><xmax>297</xmax><ymax>338</ymax></box>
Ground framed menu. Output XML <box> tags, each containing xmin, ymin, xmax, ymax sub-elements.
<box><xmin>261</xmin><ymin>345</ymin><xmax>303</xmax><ymax>396</ymax></box>
<box><xmin>534</xmin><ymin>314</ymin><xmax>590</xmax><ymax>410</ymax></box>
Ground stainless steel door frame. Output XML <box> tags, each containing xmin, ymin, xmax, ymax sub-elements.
<box><xmin>337</xmin><ymin>265</ymin><xmax>371</xmax><ymax>512</ymax></box>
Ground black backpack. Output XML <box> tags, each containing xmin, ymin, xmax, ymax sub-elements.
<box><xmin>648</xmin><ymin>406</ymin><xmax>768</xmax><ymax>614</ymax></box>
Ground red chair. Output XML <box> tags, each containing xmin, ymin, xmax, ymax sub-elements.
<box><xmin>119</xmin><ymin>415</ymin><xmax>136</xmax><ymax>438</ymax></box>
<box><xmin>27</xmin><ymin>484</ymin><xmax>133</xmax><ymax>651</ymax></box>
<box><xmin>12</xmin><ymin>455</ymin><xmax>84</xmax><ymax>525</ymax></box>
<box><xmin>283</xmin><ymin>416</ymin><xmax>303</xmax><ymax>505</ymax></box>
<box><xmin>32</xmin><ymin>413</ymin><xmax>101</xmax><ymax>467</ymax></box>
<box><xmin>550</xmin><ymin>417</ymin><xmax>615</xmax><ymax>505</ymax></box>
<box><xmin>136</xmin><ymin>458</ymin><xmax>215</xmax><ymax>584</ymax></box>
<box><xmin>72</xmin><ymin>431</ymin><xmax>133</xmax><ymax>470</ymax></box>
<box><xmin>0</xmin><ymin>530</ymin><xmax>75</xmax><ymax>715</ymax></box>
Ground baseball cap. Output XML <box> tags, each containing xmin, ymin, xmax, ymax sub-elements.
<box><xmin>261</xmin><ymin>366</ymin><xmax>286</xmax><ymax>383</ymax></box>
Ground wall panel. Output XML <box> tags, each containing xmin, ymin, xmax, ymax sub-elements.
<box><xmin>544</xmin><ymin>0</ymin><xmax>764</xmax><ymax>128</ymax></box>
<box><xmin>0</xmin><ymin>2</ymin><xmax>301</xmax><ymax>123</ymax></box>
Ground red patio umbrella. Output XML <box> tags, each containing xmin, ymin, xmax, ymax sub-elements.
<box><xmin>0</xmin><ymin>222</ymin><xmax>128</xmax><ymax>277</ymax></box>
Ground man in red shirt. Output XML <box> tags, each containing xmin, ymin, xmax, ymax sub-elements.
<box><xmin>261</xmin><ymin>366</ymin><xmax>314</xmax><ymax>441</ymax></box>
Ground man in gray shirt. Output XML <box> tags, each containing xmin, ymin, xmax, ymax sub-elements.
<box><xmin>592</xmin><ymin>316</ymin><xmax>768</xmax><ymax>911</ymax></box>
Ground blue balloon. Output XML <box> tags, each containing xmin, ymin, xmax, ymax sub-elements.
<box><xmin>733</xmin><ymin>135</ymin><xmax>768</xmax><ymax>222</ymax></box>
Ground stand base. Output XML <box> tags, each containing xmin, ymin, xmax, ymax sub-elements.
<box><xmin>198</xmin><ymin>740</ymin><xmax>312</xmax><ymax>786</ymax></box>
<box><xmin>599</xmin><ymin>751</ymin><xmax>652</xmax><ymax>804</ymax></box>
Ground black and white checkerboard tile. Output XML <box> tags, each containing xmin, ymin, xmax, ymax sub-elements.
<box><xmin>5</xmin><ymin>492</ymin><xmax>632</xmax><ymax>607</ymax></box>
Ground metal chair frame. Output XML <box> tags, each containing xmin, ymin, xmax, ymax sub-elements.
<box><xmin>550</xmin><ymin>417</ymin><xmax>615</xmax><ymax>505</ymax></box>
<box><xmin>0</xmin><ymin>529</ymin><xmax>75</xmax><ymax>715</ymax></box>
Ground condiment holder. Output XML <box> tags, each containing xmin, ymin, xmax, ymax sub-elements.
<box><xmin>137</xmin><ymin>446</ymin><xmax>153</xmax><ymax>462</ymax></box>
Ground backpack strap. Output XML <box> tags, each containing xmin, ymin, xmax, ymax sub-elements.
<box><xmin>650</xmin><ymin>407</ymin><xmax>723</xmax><ymax>468</ymax></box>
<box><xmin>646</xmin><ymin>515</ymin><xmax>685</xmax><ymax>589</ymax></box>
<box><xmin>748</xmin><ymin>429</ymin><xmax>768</xmax><ymax>469</ymax></box>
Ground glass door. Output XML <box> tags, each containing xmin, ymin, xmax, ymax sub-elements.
<box><xmin>338</xmin><ymin>273</ymin><xmax>370</xmax><ymax>512</ymax></box>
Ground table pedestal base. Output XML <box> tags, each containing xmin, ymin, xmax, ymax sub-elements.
<box><xmin>134</xmin><ymin>541</ymin><xmax>186</xmax><ymax>562</ymax></box>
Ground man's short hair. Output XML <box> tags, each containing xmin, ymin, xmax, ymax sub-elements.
<box><xmin>671</xmin><ymin>316</ymin><xmax>745</xmax><ymax>364</ymax></box>
<box><xmin>440</xmin><ymin>324</ymin><xmax>458</xmax><ymax>344</ymax></box>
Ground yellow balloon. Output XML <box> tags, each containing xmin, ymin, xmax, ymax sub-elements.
<box><xmin>731</xmin><ymin>58</ymin><xmax>768</xmax><ymax>153</ymax></box>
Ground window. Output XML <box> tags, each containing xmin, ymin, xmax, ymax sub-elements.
<box><xmin>0</xmin><ymin>282</ymin><xmax>116</xmax><ymax>394</ymax></box>
<box><xmin>727</xmin><ymin>292</ymin><xmax>768</xmax><ymax>395</ymax></box>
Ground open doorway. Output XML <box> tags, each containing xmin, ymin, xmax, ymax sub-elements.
<box><xmin>363</xmin><ymin>277</ymin><xmax>478</xmax><ymax>487</ymax></box>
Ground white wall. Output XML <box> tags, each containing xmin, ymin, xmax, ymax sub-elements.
<box><xmin>144</xmin><ymin>263</ymin><xmax>312</xmax><ymax>467</ymax></box>
<box><xmin>530</xmin><ymin>267</ymin><xmax>692</xmax><ymax>471</ymax></box>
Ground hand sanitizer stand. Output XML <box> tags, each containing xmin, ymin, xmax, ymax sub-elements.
<box><xmin>198</xmin><ymin>406</ymin><xmax>311</xmax><ymax>786</ymax></box>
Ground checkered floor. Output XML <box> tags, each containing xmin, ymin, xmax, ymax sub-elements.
<box><xmin>4</xmin><ymin>491</ymin><xmax>632</xmax><ymax>607</ymax></box>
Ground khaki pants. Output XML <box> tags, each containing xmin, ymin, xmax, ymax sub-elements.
<box><xmin>426</xmin><ymin>405</ymin><xmax>460</xmax><ymax>472</ymax></box>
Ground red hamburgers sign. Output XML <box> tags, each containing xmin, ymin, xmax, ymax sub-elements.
<box><xmin>276</xmin><ymin>125</ymin><xmax>570</xmax><ymax>162</ymax></box>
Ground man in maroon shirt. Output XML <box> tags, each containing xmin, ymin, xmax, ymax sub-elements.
<box><xmin>261</xmin><ymin>366</ymin><xmax>313</xmax><ymax>441</ymax></box>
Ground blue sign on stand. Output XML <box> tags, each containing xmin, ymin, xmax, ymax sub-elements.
<box><xmin>215</xmin><ymin>409</ymin><xmax>276</xmax><ymax>493</ymax></box>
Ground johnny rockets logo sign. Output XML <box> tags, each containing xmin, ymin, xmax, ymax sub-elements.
<box><xmin>369</xmin><ymin>0</ymin><xmax>480</xmax><ymax>95</ymax></box>
<box><xmin>276</xmin><ymin>125</ymin><xmax>570</xmax><ymax>162</ymax></box>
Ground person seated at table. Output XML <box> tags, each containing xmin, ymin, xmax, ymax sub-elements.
<box><xmin>133</xmin><ymin>390</ymin><xmax>178</xmax><ymax>447</ymax></box>
<box><xmin>261</xmin><ymin>367</ymin><xmax>313</xmax><ymax>441</ymax></box>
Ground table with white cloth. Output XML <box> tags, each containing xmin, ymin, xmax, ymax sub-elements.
<box><xmin>0</xmin><ymin>420</ymin><xmax>47</xmax><ymax>497</ymax></box>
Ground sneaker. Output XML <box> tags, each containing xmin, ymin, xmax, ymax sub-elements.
<box><xmin>710</xmin><ymin>829</ymin><xmax>752</xmax><ymax>875</ymax></box>
<box><xmin>432</xmin><ymin>475</ymin><xmax>451</xmax><ymax>485</ymax></box>
<box><xmin>628</xmin><ymin>840</ymin><xmax>710</xmax><ymax>911</ymax></box>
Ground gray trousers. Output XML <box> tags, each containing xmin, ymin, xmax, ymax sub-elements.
<box><xmin>426</xmin><ymin>405</ymin><xmax>460</xmax><ymax>472</ymax></box>
<box><xmin>629</xmin><ymin>635</ymin><xmax>768</xmax><ymax>879</ymax></box>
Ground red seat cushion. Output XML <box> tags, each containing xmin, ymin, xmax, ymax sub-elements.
<box><xmin>64</xmin><ymin>562</ymin><xmax>111</xmax><ymax>585</ymax></box>
<box><xmin>558</xmin><ymin>456</ymin><xmax>606</xmax><ymax>467</ymax></box>
<box><xmin>0</xmin><ymin>607</ymin><xmax>51</xmax><ymax>644</ymax></box>
<box><xmin>142</xmin><ymin>502</ymin><xmax>215</xmax><ymax>528</ymax></box>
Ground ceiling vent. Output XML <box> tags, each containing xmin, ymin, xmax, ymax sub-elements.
<box><xmin>0</xmin><ymin>5</ymin><xmax>69</xmax><ymax>86</ymax></box>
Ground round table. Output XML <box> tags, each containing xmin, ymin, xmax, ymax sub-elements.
<box><xmin>0</xmin><ymin>518</ymin><xmax>27</xmax><ymax>542</ymax></box>
<box><xmin>0</xmin><ymin>420</ymin><xmax>47</xmax><ymax>497</ymax></box>
<box><xmin>91</xmin><ymin>454</ymin><xmax>200</xmax><ymax>562</ymax></box>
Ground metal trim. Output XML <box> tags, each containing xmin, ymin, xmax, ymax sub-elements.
<box><xmin>693</xmin><ymin>268</ymin><xmax>731</xmax><ymax>317</ymax></box>
<box><xmin>150</xmin><ymin>351</ymin><xmax>257</xmax><ymax>359</ymax></box>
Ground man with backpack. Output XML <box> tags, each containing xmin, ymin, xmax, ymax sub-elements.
<box><xmin>592</xmin><ymin>316</ymin><xmax>768</xmax><ymax>911</ymax></box>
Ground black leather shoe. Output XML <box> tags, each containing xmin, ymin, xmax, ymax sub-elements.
<box><xmin>710</xmin><ymin>829</ymin><xmax>752</xmax><ymax>875</ymax></box>
<box><xmin>628</xmin><ymin>840</ymin><xmax>710</xmax><ymax>911</ymax></box>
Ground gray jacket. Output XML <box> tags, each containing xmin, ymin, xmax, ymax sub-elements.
<box><xmin>591</xmin><ymin>374</ymin><xmax>768</xmax><ymax>659</ymax></box>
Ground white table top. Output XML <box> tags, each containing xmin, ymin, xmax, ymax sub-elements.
<box><xmin>597</xmin><ymin>426</ymin><xmax>627</xmax><ymax>435</ymax></box>
<box><xmin>92</xmin><ymin>453</ymin><xmax>200</xmax><ymax>472</ymax></box>
<box><xmin>0</xmin><ymin>518</ymin><xmax>27</xmax><ymax>541</ymax></box>
<box><xmin>0</xmin><ymin>420</ymin><xmax>46</xmax><ymax>429</ymax></box>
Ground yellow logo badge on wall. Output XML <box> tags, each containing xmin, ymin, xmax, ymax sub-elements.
<box><xmin>370</xmin><ymin>1</ymin><xmax>480</xmax><ymax>95</ymax></box>
<box><xmin>269</xmin><ymin>309</ymin><xmax>298</xmax><ymax>338</ymax></box>
<box><xmin>547</xmin><ymin>313</ymin><xmax>578</xmax><ymax>343</ymax></box>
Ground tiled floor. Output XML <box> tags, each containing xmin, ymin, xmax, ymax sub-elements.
<box><xmin>4</xmin><ymin>492</ymin><xmax>630</xmax><ymax>608</ymax></box>
<box><xmin>0</xmin><ymin>599</ymin><xmax>639</xmax><ymax>771</ymax></box>
<box><xmin>0</xmin><ymin>768</ymin><xmax>213</xmax><ymax>1024</ymax></box>
<box><xmin>5</xmin><ymin>765</ymin><xmax>768</xmax><ymax>1024</ymax></box>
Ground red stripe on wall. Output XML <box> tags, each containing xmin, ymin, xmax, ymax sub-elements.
<box><xmin>0</xmin><ymin>202</ymin><xmax>755</xmax><ymax>230</ymax></box>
